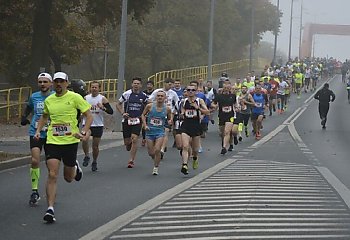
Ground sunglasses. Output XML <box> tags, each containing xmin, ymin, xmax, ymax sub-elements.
<box><xmin>53</xmin><ymin>79</ymin><xmax>67</xmax><ymax>83</ymax></box>
<box><xmin>187</xmin><ymin>89</ymin><xmax>196</xmax><ymax>92</ymax></box>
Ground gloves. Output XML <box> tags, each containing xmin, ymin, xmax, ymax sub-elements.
<box><xmin>21</xmin><ymin>116</ymin><xmax>30</xmax><ymax>126</ymax></box>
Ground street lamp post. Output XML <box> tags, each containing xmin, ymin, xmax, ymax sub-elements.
<box><xmin>115</xmin><ymin>0</ymin><xmax>128</xmax><ymax>131</ymax></box>
<box><xmin>288</xmin><ymin>0</ymin><xmax>294</xmax><ymax>61</ymax></box>
<box><xmin>298</xmin><ymin>0</ymin><xmax>303</xmax><ymax>60</ymax></box>
<box><xmin>207</xmin><ymin>0</ymin><xmax>215</xmax><ymax>81</ymax></box>
<box><xmin>249</xmin><ymin>1</ymin><xmax>255</xmax><ymax>72</ymax></box>
<box><xmin>273</xmin><ymin>0</ymin><xmax>280</xmax><ymax>66</ymax></box>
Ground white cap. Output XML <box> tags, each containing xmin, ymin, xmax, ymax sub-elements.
<box><xmin>37</xmin><ymin>72</ymin><xmax>52</xmax><ymax>82</ymax></box>
<box><xmin>53</xmin><ymin>72</ymin><xmax>69</xmax><ymax>81</ymax></box>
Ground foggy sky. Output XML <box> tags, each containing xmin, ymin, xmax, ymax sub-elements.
<box><xmin>263</xmin><ymin>0</ymin><xmax>350</xmax><ymax>61</ymax></box>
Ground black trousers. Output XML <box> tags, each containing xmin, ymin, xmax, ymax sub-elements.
<box><xmin>318</xmin><ymin>103</ymin><xmax>330</xmax><ymax>122</ymax></box>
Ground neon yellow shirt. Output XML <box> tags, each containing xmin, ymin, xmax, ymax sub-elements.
<box><xmin>243</xmin><ymin>81</ymin><xmax>255</xmax><ymax>89</ymax></box>
<box><xmin>294</xmin><ymin>73</ymin><xmax>304</xmax><ymax>84</ymax></box>
<box><xmin>44</xmin><ymin>91</ymin><xmax>90</xmax><ymax>145</ymax></box>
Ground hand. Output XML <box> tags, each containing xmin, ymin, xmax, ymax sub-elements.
<box><xmin>33</xmin><ymin>132</ymin><xmax>40</xmax><ymax>140</ymax></box>
<box><xmin>21</xmin><ymin>116</ymin><xmax>30</xmax><ymax>126</ymax></box>
<box><xmin>97</xmin><ymin>103</ymin><xmax>104</xmax><ymax>110</ymax></box>
<box><xmin>143</xmin><ymin>125</ymin><xmax>149</xmax><ymax>131</ymax></box>
<box><xmin>122</xmin><ymin>113</ymin><xmax>129</xmax><ymax>119</ymax></box>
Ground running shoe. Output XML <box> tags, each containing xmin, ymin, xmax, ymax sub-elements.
<box><xmin>82</xmin><ymin>156</ymin><xmax>90</xmax><ymax>167</ymax></box>
<box><xmin>233</xmin><ymin>136</ymin><xmax>238</xmax><ymax>145</ymax></box>
<box><xmin>91</xmin><ymin>162</ymin><xmax>98</xmax><ymax>172</ymax></box>
<box><xmin>221</xmin><ymin>147</ymin><xmax>227</xmax><ymax>155</ymax></box>
<box><xmin>43</xmin><ymin>209</ymin><xmax>56</xmax><ymax>224</ymax></box>
<box><xmin>322</xmin><ymin>125</ymin><xmax>326</xmax><ymax>129</ymax></box>
<box><xmin>210</xmin><ymin>119</ymin><xmax>215</xmax><ymax>124</ymax></box>
<box><xmin>238</xmin><ymin>136</ymin><xmax>243</xmax><ymax>142</ymax></box>
<box><xmin>198</xmin><ymin>147</ymin><xmax>203</xmax><ymax>153</ymax></box>
<box><xmin>228</xmin><ymin>145</ymin><xmax>234</xmax><ymax>152</ymax></box>
<box><xmin>181</xmin><ymin>164</ymin><xmax>189</xmax><ymax>175</ymax></box>
<box><xmin>141</xmin><ymin>139</ymin><xmax>146</xmax><ymax>147</ymax></box>
<box><xmin>127</xmin><ymin>161</ymin><xmax>135</xmax><ymax>168</ymax></box>
<box><xmin>29</xmin><ymin>191</ymin><xmax>40</xmax><ymax>206</ymax></box>
<box><xmin>75</xmin><ymin>160</ymin><xmax>83</xmax><ymax>181</ymax></box>
<box><xmin>192</xmin><ymin>157</ymin><xmax>199</xmax><ymax>170</ymax></box>
<box><xmin>152</xmin><ymin>167</ymin><xmax>159</xmax><ymax>175</ymax></box>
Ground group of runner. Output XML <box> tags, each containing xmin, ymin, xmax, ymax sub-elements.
<box><xmin>21</xmin><ymin>57</ymin><xmax>332</xmax><ymax>223</ymax></box>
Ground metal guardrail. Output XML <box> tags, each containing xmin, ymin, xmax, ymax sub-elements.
<box><xmin>0</xmin><ymin>87</ymin><xmax>32</xmax><ymax>122</ymax></box>
<box><xmin>0</xmin><ymin>58</ymin><xmax>267</xmax><ymax>122</ymax></box>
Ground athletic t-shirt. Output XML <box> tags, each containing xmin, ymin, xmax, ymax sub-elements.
<box><xmin>83</xmin><ymin>93</ymin><xmax>104</xmax><ymax>127</ymax></box>
<box><xmin>28</xmin><ymin>91</ymin><xmax>54</xmax><ymax>138</ymax></box>
<box><xmin>44</xmin><ymin>91</ymin><xmax>90</xmax><ymax>145</ymax></box>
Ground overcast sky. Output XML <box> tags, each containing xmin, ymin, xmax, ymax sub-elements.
<box><xmin>262</xmin><ymin>0</ymin><xmax>350</xmax><ymax>61</ymax></box>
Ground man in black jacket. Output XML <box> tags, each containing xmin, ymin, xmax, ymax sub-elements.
<box><xmin>314</xmin><ymin>83</ymin><xmax>335</xmax><ymax>129</ymax></box>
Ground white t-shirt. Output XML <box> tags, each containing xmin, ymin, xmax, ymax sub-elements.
<box><xmin>277</xmin><ymin>81</ymin><xmax>289</xmax><ymax>95</ymax></box>
<box><xmin>150</xmin><ymin>88</ymin><xmax>179</xmax><ymax>113</ymax></box>
<box><xmin>83</xmin><ymin>94</ymin><xmax>104</xmax><ymax>127</ymax></box>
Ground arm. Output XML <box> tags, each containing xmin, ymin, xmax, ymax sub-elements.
<box><xmin>21</xmin><ymin>105</ymin><xmax>32</xmax><ymax>125</ymax></box>
<box><xmin>166</xmin><ymin>107</ymin><xmax>173</xmax><ymax>126</ymax></box>
<box><xmin>101</xmin><ymin>96</ymin><xmax>114</xmax><ymax>114</ymax></box>
<box><xmin>198</xmin><ymin>99</ymin><xmax>210</xmax><ymax>115</ymax></box>
<box><xmin>331</xmin><ymin>91</ymin><xmax>336</xmax><ymax>102</ymax></box>
<box><xmin>116</xmin><ymin>100</ymin><xmax>129</xmax><ymax>119</ymax></box>
<box><xmin>141</xmin><ymin>104</ymin><xmax>151</xmax><ymax>130</ymax></box>
<box><xmin>34</xmin><ymin>113</ymin><xmax>49</xmax><ymax>139</ymax></box>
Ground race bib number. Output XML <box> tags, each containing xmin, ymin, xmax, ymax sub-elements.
<box><xmin>185</xmin><ymin>109</ymin><xmax>197</xmax><ymax>118</ymax></box>
<box><xmin>222</xmin><ymin>106</ymin><xmax>232</xmax><ymax>113</ymax></box>
<box><xmin>52</xmin><ymin>124</ymin><xmax>72</xmax><ymax>136</ymax></box>
<box><xmin>256</xmin><ymin>103</ymin><xmax>262</xmax><ymax>108</ymax></box>
<box><xmin>128</xmin><ymin>117</ymin><xmax>140</xmax><ymax>126</ymax></box>
<box><xmin>150</xmin><ymin>117</ymin><xmax>163</xmax><ymax>126</ymax></box>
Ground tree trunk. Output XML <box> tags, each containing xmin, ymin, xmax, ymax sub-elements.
<box><xmin>28</xmin><ymin>0</ymin><xmax>53</xmax><ymax>88</ymax></box>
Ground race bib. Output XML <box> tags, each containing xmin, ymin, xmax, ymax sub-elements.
<box><xmin>222</xmin><ymin>106</ymin><xmax>232</xmax><ymax>113</ymax></box>
<box><xmin>128</xmin><ymin>117</ymin><xmax>140</xmax><ymax>126</ymax></box>
<box><xmin>256</xmin><ymin>103</ymin><xmax>262</xmax><ymax>107</ymax></box>
<box><xmin>150</xmin><ymin>117</ymin><xmax>163</xmax><ymax>126</ymax></box>
<box><xmin>185</xmin><ymin>109</ymin><xmax>197</xmax><ymax>118</ymax></box>
<box><xmin>52</xmin><ymin>124</ymin><xmax>72</xmax><ymax>136</ymax></box>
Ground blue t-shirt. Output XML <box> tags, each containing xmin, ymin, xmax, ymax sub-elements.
<box><xmin>146</xmin><ymin>104</ymin><xmax>167</xmax><ymax>136</ymax></box>
<box><xmin>28</xmin><ymin>91</ymin><xmax>54</xmax><ymax>138</ymax></box>
<box><xmin>172</xmin><ymin>87</ymin><xmax>184</xmax><ymax>101</ymax></box>
<box><xmin>252</xmin><ymin>93</ymin><xmax>265</xmax><ymax>114</ymax></box>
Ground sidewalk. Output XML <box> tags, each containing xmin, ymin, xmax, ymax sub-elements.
<box><xmin>0</xmin><ymin>121</ymin><xmax>124</xmax><ymax>170</ymax></box>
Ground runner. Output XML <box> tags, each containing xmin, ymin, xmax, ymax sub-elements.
<box><xmin>116</xmin><ymin>77</ymin><xmax>148</xmax><ymax>168</ymax></box>
<box><xmin>276</xmin><ymin>77</ymin><xmax>289</xmax><ymax>114</ymax></box>
<box><xmin>314</xmin><ymin>83</ymin><xmax>336</xmax><ymax>129</ymax></box>
<box><xmin>141</xmin><ymin>80</ymin><xmax>155</xmax><ymax>146</ymax></box>
<box><xmin>34</xmin><ymin>72</ymin><xmax>93</xmax><ymax>223</ymax></box>
<box><xmin>149</xmin><ymin>78</ymin><xmax>179</xmax><ymax>159</ymax></box>
<box><xmin>268</xmin><ymin>75</ymin><xmax>279</xmax><ymax>116</ymax></box>
<box><xmin>238</xmin><ymin>85</ymin><xmax>255</xmax><ymax>138</ymax></box>
<box><xmin>251</xmin><ymin>84</ymin><xmax>268</xmax><ymax>140</ymax></box>
<box><xmin>211</xmin><ymin>81</ymin><xmax>239</xmax><ymax>155</ymax></box>
<box><xmin>141</xmin><ymin>90</ymin><xmax>172</xmax><ymax>175</ymax></box>
<box><xmin>81</xmin><ymin>81</ymin><xmax>114</xmax><ymax>172</ymax></box>
<box><xmin>294</xmin><ymin>69</ymin><xmax>304</xmax><ymax>99</ymax></box>
<box><xmin>21</xmin><ymin>73</ymin><xmax>54</xmax><ymax>206</ymax></box>
<box><xmin>180</xmin><ymin>84</ymin><xmax>210</xmax><ymax>174</ymax></box>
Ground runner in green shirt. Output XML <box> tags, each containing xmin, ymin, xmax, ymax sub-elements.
<box><xmin>35</xmin><ymin>72</ymin><xmax>93</xmax><ymax>224</ymax></box>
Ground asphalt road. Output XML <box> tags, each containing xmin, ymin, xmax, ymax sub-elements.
<box><xmin>1</xmin><ymin>75</ymin><xmax>350</xmax><ymax>240</ymax></box>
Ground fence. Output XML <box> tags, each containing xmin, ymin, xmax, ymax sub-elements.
<box><xmin>0</xmin><ymin>87</ymin><xmax>32</xmax><ymax>122</ymax></box>
<box><xmin>0</xmin><ymin>58</ymin><xmax>267</xmax><ymax>122</ymax></box>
